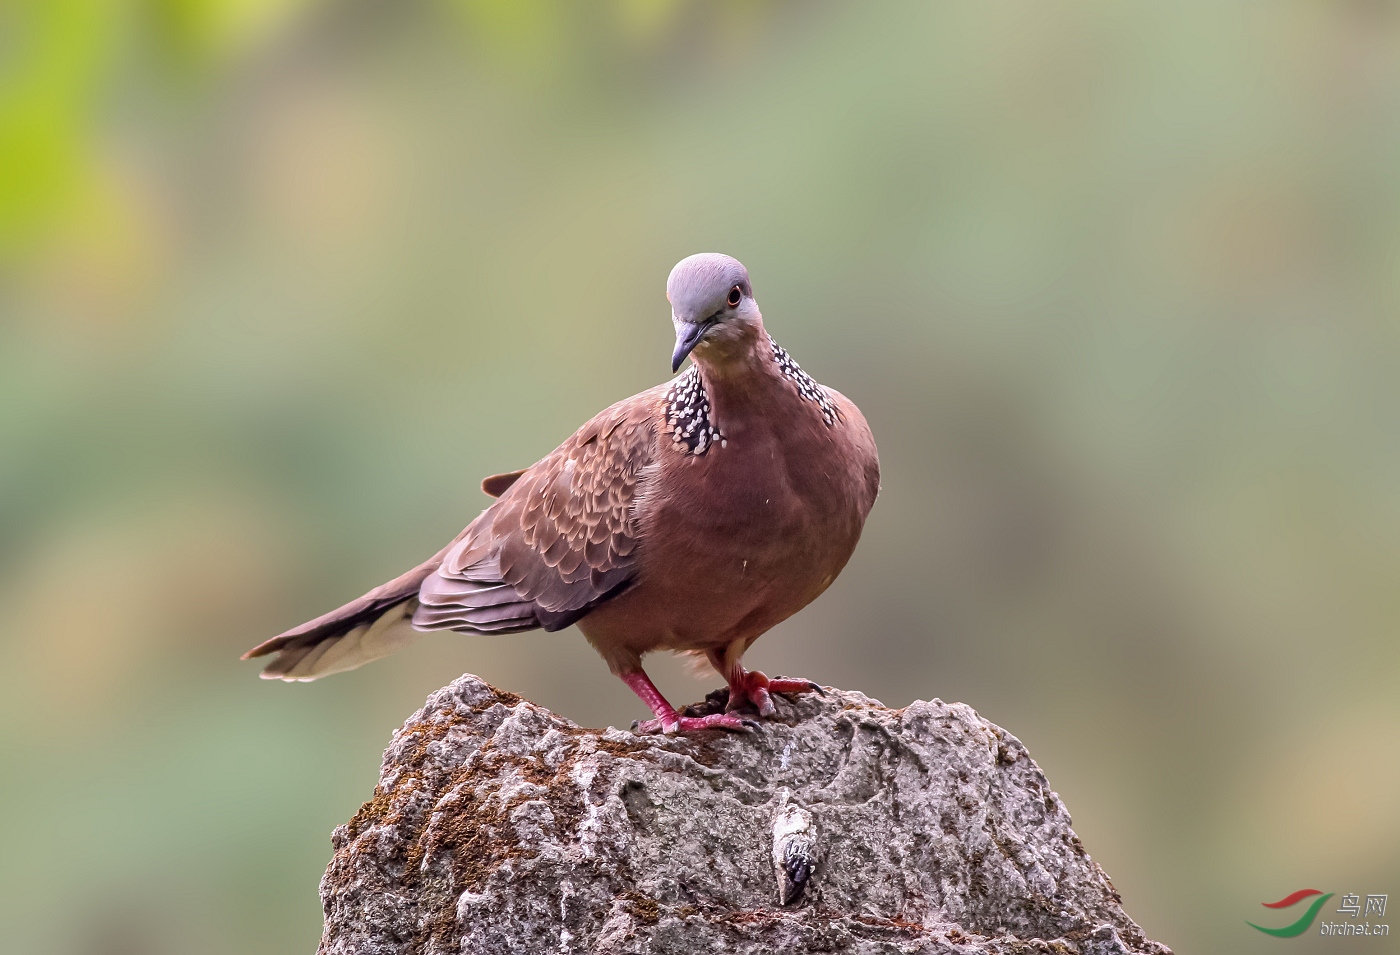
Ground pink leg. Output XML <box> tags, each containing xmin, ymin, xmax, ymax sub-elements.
<box><xmin>706</xmin><ymin>649</ymin><xmax>823</xmax><ymax>718</ymax></box>
<box><xmin>619</xmin><ymin>670</ymin><xmax>756</xmax><ymax>735</ymax></box>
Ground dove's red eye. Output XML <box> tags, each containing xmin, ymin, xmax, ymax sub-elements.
<box><xmin>727</xmin><ymin>286</ymin><xmax>742</xmax><ymax>307</ymax></box>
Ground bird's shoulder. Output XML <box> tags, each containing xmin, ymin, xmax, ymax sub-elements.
<box><xmin>441</xmin><ymin>385</ymin><xmax>667</xmax><ymax>615</ymax></box>
<box><xmin>482</xmin><ymin>385</ymin><xmax>665</xmax><ymax>524</ymax></box>
<box><xmin>548</xmin><ymin>384</ymin><xmax>666</xmax><ymax>474</ymax></box>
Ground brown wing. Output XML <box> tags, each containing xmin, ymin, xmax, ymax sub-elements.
<box><xmin>243</xmin><ymin>392</ymin><xmax>659</xmax><ymax>680</ymax></box>
<box><xmin>412</xmin><ymin>395</ymin><xmax>657</xmax><ymax>634</ymax></box>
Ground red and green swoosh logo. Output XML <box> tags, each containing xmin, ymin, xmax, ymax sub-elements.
<box><xmin>1248</xmin><ymin>889</ymin><xmax>1334</xmax><ymax>937</ymax></box>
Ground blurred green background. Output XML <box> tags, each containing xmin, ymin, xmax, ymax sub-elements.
<box><xmin>2</xmin><ymin>1</ymin><xmax>1399</xmax><ymax>952</ymax></box>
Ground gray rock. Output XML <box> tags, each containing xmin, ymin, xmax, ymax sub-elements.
<box><xmin>318</xmin><ymin>676</ymin><xmax>1171</xmax><ymax>955</ymax></box>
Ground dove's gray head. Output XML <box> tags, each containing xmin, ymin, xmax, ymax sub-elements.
<box><xmin>666</xmin><ymin>253</ymin><xmax>762</xmax><ymax>372</ymax></box>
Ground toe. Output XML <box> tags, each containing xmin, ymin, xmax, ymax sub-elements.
<box><xmin>633</xmin><ymin>717</ymin><xmax>680</xmax><ymax>736</ymax></box>
<box><xmin>767</xmin><ymin>677</ymin><xmax>822</xmax><ymax>696</ymax></box>
<box><xmin>753</xmin><ymin>687</ymin><xmax>777</xmax><ymax>718</ymax></box>
<box><xmin>678</xmin><ymin>713</ymin><xmax>755</xmax><ymax>734</ymax></box>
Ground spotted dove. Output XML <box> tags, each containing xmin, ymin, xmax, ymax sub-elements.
<box><xmin>243</xmin><ymin>253</ymin><xmax>881</xmax><ymax>733</ymax></box>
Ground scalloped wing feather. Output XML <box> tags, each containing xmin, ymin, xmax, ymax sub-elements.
<box><xmin>419</xmin><ymin>397</ymin><xmax>657</xmax><ymax>633</ymax></box>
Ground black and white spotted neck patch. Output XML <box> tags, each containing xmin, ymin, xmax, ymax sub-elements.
<box><xmin>665</xmin><ymin>365</ymin><xmax>725</xmax><ymax>455</ymax></box>
<box><xmin>770</xmin><ymin>338</ymin><xmax>840</xmax><ymax>426</ymax></box>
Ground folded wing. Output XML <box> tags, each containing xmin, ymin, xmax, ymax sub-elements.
<box><xmin>243</xmin><ymin>396</ymin><xmax>658</xmax><ymax>680</ymax></box>
<box><xmin>417</xmin><ymin>399</ymin><xmax>655</xmax><ymax>634</ymax></box>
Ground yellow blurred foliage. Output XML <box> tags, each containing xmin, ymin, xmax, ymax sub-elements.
<box><xmin>0</xmin><ymin>491</ymin><xmax>289</xmax><ymax>726</ymax></box>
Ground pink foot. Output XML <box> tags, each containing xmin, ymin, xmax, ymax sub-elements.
<box><xmin>726</xmin><ymin>669</ymin><xmax>823</xmax><ymax>717</ymax></box>
<box><xmin>620</xmin><ymin>669</ymin><xmax>760</xmax><ymax>736</ymax></box>
<box><xmin>632</xmin><ymin>712</ymin><xmax>759</xmax><ymax>735</ymax></box>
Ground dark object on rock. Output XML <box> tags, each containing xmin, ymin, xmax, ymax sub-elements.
<box><xmin>318</xmin><ymin>676</ymin><xmax>1172</xmax><ymax>955</ymax></box>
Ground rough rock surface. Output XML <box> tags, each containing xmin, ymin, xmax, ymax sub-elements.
<box><xmin>318</xmin><ymin>676</ymin><xmax>1171</xmax><ymax>955</ymax></box>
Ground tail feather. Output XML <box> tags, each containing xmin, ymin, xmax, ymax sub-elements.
<box><xmin>243</xmin><ymin>536</ymin><xmax>548</xmax><ymax>680</ymax></box>
<box><xmin>243</xmin><ymin>552</ymin><xmax>446</xmax><ymax>681</ymax></box>
<box><xmin>258</xmin><ymin>600</ymin><xmax>423</xmax><ymax>681</ymax></box>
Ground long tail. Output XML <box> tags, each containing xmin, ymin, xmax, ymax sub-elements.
<box><xmin>242</xmin><ymin>557</ymin><xmax>442</xmax><ymax>682</ymax></box>
<box><xmin>245</xmin><ymin>468</ymin><xmax>544</xmax><ymax>681</ymax></box>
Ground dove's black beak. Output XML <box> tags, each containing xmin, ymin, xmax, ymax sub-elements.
<box><xmin>671</xmin><ymin>318</ymin><xmax>712</xmax><ymax>373</ymax></box>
